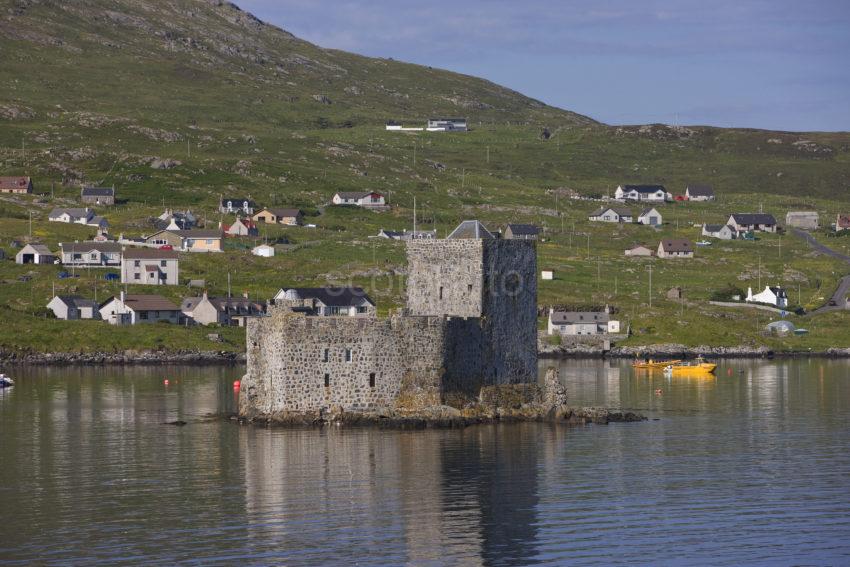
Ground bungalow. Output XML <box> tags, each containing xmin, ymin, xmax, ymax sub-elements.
<box><xmin>48</xmin><ymin>207</ymin><xmax>94</xmax><ymax>224</ymax></box>
<box><xmin>332</xmin><ymin>191</ymin><xmax>386</xmax><ymax>208</ymax></box>
<box><xmin>99</xmin><ymin>292</ymin><xmax>181</xmax><ymax>325</ymax></box>
<box><xmin>252</xmin><ymin>208</ymin><xmax>303</xmax><ymax>226</ymax></box>
<box><xmin>614</xmin><ymin>184</ymin><xmax>669</xmax><ymax>202</ymax></box>
<box><xmin>747</xmin><ymin>285</ymin><xmax>788</xmax><ymax>308</ymax></box>
<box><xmin>80</xmin><ymin>186</ymin><xmax>115</xmax><ymax>206</ymax></box>
<box><xmin>47</xmin><ymin>295</ymin><xmax>100</xmax><ymax>320</ymax></box>
<box><xmin>426</xmin><ymin>118</ymin><xmax>467</xmax><ymax>132</ymax></box>
<box><xmin>223</xmin><ymin>217</ymin><xmax>259</xmax><ymax>237</ymax></box>
<box><xmin>121</xmin><ymin>249</ymin><xmax>179</xmax><ymax>285</ymax></box>
<box><xmin>702</xmin><ymin>224</ymin><xmax>737</xmax><ymax>240</ymax></box>
<box><xmin>0</xmin><ymin>176</ymin><xmax>33</xmax><ymax>194</ymax></box>
<box><xmin>657</xmin><ymin>239</ymin><xmax>694</xmax><ymax>259</ymax></box>
<box><xmin>144</xmin><ymin>229</ymin><xmax>223</xmax><ymax>252</ymax></box>
<box><xmin>624</xmin><ymin>244</ymin><xmax>654</xmax><ymax>257</ymax></box>
<box><xmin>504</xmin><ymin>224</ymin><xmax>541</xmax><ymax>240</ymax></box>
<box><xmin>836</xmin><ymin>214</ymin><xmax>850</xmax><ymax>232</ymax></box>
<box><xmin>637</xmin><ymin>207</ymin><xmax>662</xmax><ymax>226</ymax></box>
<box><xmin>785</xmin><ymin>211</ymin><xmax>819</xmax><ymax>230</ymax></box>
<box><xmin>219</xmin><ymin>197</ymin><xmax>256</xmax><ymax>216</ymax></box>
<box><xmin>181</xmin><ymin>291</ymin><xmax>267</xmax><ymax>326</ymax></box>
<box><xmin>59</xmin><ymin>241</ymin><xmax>122</xmax><ymax>268</ymax></box>
<box><xmin>685</xmin><ymin>185</ymin><xmax>715</xmax><ymax>201</ymax></box>
<box><xmin>547</xmin><ymin>309</ymin><xmax>621</xmax><ymax>336</ymax></box>
<box><xmin>15</xmin><ymin>244</ymin><xmax>55</xmax><ymax>265</ymax></box>
<box><xmin>727</xmin><ymin>213</ymin><xmax>777</xmax><ymax>234</ymax></box>
<box><xmin>589</xmin><ymin>206</ymin><xmax>633</xmax><ymax>223</ymax></box>
<box><xmin>273</xmin><ymin>287</ymin><xmax>376</xmax><ymax>317</ymax></box>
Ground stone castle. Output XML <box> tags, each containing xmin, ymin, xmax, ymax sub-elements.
<box><xmin>239</xmin><ymin>220</ymin><xmax>538</xmax><ymax>419</ymax></box>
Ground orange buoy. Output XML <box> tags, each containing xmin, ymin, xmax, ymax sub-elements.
<box><xmin>233</xmin><ymin>380</ymin><xmax>240</xmax><ymax>388</ymax></box>
<box><xmin>163</xmin><ymin>379</ymin><xmax>170</xmax><ymax>386</ymax></box>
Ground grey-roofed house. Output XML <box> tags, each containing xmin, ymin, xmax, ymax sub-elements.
<box><xmin>219</xmin><ymin>197</ymin><xmax>256</xmax><ymax>216</ymax></box>
<box><xmin>272</xmin><ymin>287</ymin><xmax>376</xmax><ymax>316</ymax></box>
<box><xmin>59</xmin><ymin>241</ymin><xmax>122</xmax><ymax>267</ymax></box>
<box><xmin>99</xmin><ymin>292</ymin><xmax>181</xmax><ymax>325</ymax></box>
<box><xmin>48</xmin><ymin>207</ymin><xmax>94</xmax><ymax>224</ymax></box>
<box><xmin>121</xmin><ymin>249</ymin><xmax>179</xmax><ymax>285</ymax></box>
<box><xmin>702</xmin><ymin>224</ymin><xmax>737</xmax><ymax>240</ymax></box>
<box><xmin>685</xmin><ymin>185</ymin><xmax>715</xmax><ymax>201</ymax></box>
<box><xmin>727</xmin><ymin>213</ymin><xmax>778</xmax><ymax>234</ymax></box>
<box><xmin>637</xmin><ymin>207</ymin><xmax>662</xmax><ymax>226</ymax></box>
<box><xmin>81</xmin><ymin>186</ymin><xmax>115</xmax><ymax>205</ymax></box>
<box><xmin>657</xmin><ymin>239</ymin><xmax>695</xmax><ymax>259</ymax></box>
<box><xmin>447</xmin><ymin>220</ymin><xmax>495</xmax><ymax>239</ymax></box>
<box><xmin>589</xmin><ymin>206</ymin><xmax>633</xmax><ymax>223</ymax></box>
<box><xmin>252</xmin><ymin>208</ymin><xmax>303</xmax><ymax>226</ymax></box>
<box><xmin>614</xmin><ymin>184</ymin><xmax>669</xmax><ymax>202</ymax></box>
<box><xmin>15</xmin><ymin>243</ymin><xmax>55</xmax><ymax>265</ymax></box>
<box><xmin>47</xmin><ymin>295</ymin><xmax>100</xmax><ymax>320</ymax></box>
<box><xmin>331</xmin><ymin>191</ymin><xmax>386</xmax><ymax>208</ymax></box>
<box><xmin>547</xmin><ymin>309</ymin><xmax>621</xmax><ymax>335</ymax></box>
<box><xmin>181</xmin><ymin>292</ymin><xmax>267</xmax><ymax>326</ymax></box>
<box><xmin>504</xmin><ymin>224</ymin><xmax>541</xmax><ymax>240</ymax></box>
<box><xmin>143</xmin><ymin>229</ymin><xmax>223</xmax><ymax>252</ymax></box>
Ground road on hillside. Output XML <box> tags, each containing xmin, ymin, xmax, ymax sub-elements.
<box><xmin>790</xmin><ymin>228</ymin><xmax>850</xmax><ymax>315</ymax></box>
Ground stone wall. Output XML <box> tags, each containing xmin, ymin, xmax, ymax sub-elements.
<box><xmin>406</xmin><ymin>239</ymin><xmax>484</xmax><ymax>318</ymax></box>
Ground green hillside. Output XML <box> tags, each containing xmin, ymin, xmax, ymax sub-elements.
<box><xmin>2</xmin><ymin>0</ymin><xmax>850</xmax><ymax>356</ymax></box>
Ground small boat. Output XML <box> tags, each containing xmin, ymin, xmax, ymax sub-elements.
<box><xmin>663</xmin><ymin>357</ymin><xmax>717</xmax><ymax>376</ymax></box>
<box><xmin>633</xmin><ymin>359</ymin><xmax>682</xmax><ymax>370</ymax></box>
<box><xmin>0</xmin><ymin>373</ymin><xmax>14</xmax><ymax>388</ymax></box>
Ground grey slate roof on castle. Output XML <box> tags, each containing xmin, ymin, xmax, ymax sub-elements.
<box><xmin>447</xmin><ymin>220</ymin><xmax>494</xmax><ymax>239</ymax></box>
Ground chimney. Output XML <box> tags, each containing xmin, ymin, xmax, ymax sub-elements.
<box><xmin>120</xmin><ymin>290</ymin><xmax>126</xmax><ymax>303</ymax></box>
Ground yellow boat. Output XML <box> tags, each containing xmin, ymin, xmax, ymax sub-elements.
<box><xmin>662</xmin><ymin>357</ymin><xmax>717</xmax><ymax>376</ymax></box>
<box><xmin>632</xmin><ymin>359</ymin><xmax>681</xmax><ymax>369</ymax></box>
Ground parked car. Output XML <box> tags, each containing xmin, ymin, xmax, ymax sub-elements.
<box><xmin>159</xmin><ymin>244</ymin><xmax>174</xmax><ymax>250</ymax></box>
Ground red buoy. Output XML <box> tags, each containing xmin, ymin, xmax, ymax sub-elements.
<box><xmin>163</xmin><ymin>379</ymin><xmax>170</xmax><ymax>386</ymax></box>
<box><xmin>233</xmin><ymin>380</ymin><xmax>240</xmax><ymax>388</ymax></box>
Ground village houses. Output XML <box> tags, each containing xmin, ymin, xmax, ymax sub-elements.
<box><xmin>836</xmin><ymin>214</ymin><xmax>850</xmax><ymax>232</ymax></box>
<box><xmin>547</xmin><ymin>308</ymin><xmax>621</xmax><ymax>336</ymax></box>
<box><xmin>0</xmin><ymin>176</ymin><xmax>33</xmax><ymax>194</ymax></box>
<box><xmin>625</xmin><ymin>244</ymin><xmax>654</xmax><ymax>257</ymax></box>
<box><xmin>121</xmin><ymin>249</ymin><xmax>179</xmax><ymax>285</ymax></box>
<box><xmin>272</xmin><ymin>287</ymin><xmax>376</xmax><ymax>317</ymax></box>
<box><xmin>702</xmin><ymin>223</ymin><xmax>737</xmax><ymax>240</ymax></box>
<box><xmin>657</xmin><ymin>239</ymin><xmax>695</xmax><ymax>259</ymax></box>
<box><xmin>747</xmin><ymin>286</ymin><xmax>789</xmax><ymax>308</ymax></box>
<box><xmin>219</xmin><ymin>197</ymin><xmax>256</xmax><ymax>216</ymax></box>
<box><xmin>377</xmin><ymin>228</ymin><xmax>437</xmax><ymax>240</ymax></box>
<box><xmin>685</xmin><ymin>185</ymin><xmax>715</xmax><ymax>201</ymax></box>
<box><xmin>727</xmin><ymin>213</ymin><xmax>778</xmax><ymax>234</ymax></box>
<box><xmin>332</xmin><ymin>191</ymin><xmax>386</xmax><ymax>208</ymax></box>
<box><xmin>59</xmin><ymin>241</ymin><xmax>122</xmax><ymax>268</ymax></box>
<box><xmin>504</xmin><ymin>223</ymin><xmax>541</xmax><ymax>240</ymax></box>
<box><xmin>588</xmin><ymin>206</ymin><xmax>633</xmax><ymax>223</ymax></box>
<box><xmin>252</xmin><ymin>208</ymin><xmax>303</xmax><ymax>226</ymax></box>
<box><xmin>223</xmin><ymin>217</ymin><xmax>258</xmax><ymax>237</ymax></box>
<box><xmin>614</xmin><ymin>184</ymin><xmax>670</xmax><ymax>202</ymax></box>
<box><xmin>156</xmin><ymin>209</ymin><xmax>196</xmax><ymax>231</ymax></box>
<box><xmin>637</xmin><ymin>207</ymin><xmax>662</xmax><ymax>226</ymax></box>
<box><xmin>47</xmin><ymin>296</ymin><xmax>100</xmax><ymax>320</ymax></box>
<box><xmin>426</xmin><ymin>117</ymin><xmax>467</xmax><ymax>131</ymax></box>
<box><xmin>80</xmin><ymin>186</ymin><xmax>115</xmax><ymax>206</ymax></box>
<box><xmin>100</xmin><ymin>292</ymin><xmax>181</xmax><ymax>325</ymax></box>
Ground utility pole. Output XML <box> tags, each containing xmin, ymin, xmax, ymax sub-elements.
<box><xmin>413</xmin><ymin>143</ymin><xmax>416</xmax><ymax>167</ymax></box>
<box><xmin>758</xmin><ymin>255</ymin><xmax>762</xmax><ymax>290</ymax></box>
<box><xmin>461</xmin><ymin>168</ymin><xmax>465</xmax><ymax>188</ymax></box>
<box><xmin>778</xmin><ymin>236</ymin><xmax>782</xmax><ymax>259</ymax></box>
<box><xmin>597</xmin><ymin>257</ymin><xmax>601</xmax><ymax>289</ymax></box>
<box><xmin>486</xmin><ymin>146</ymin><xmax>490</xmax><ymax>164</ymax></box>
<box><xmin>648</xmin><ymin>265</ymin><xmax>653</xmax><ymax>308</ymax></box>
<box><xmin>227</xmin><ymin>272</ymin><xmax>232</xmax><ymax>298</ymax></box>
<box><xmin>28</xmin><ymin>211</ymin><xmax>32</xmax><ymax>238</ymax></box>
<box><xmin>187</xmin><ymin>136</ymin><xmax>191</xmax><ymax>158</ymax></box>
<box><xmin>586</xmin><ymin>233</ymin><xmax>590</xmax><ymax>256</ymax></box>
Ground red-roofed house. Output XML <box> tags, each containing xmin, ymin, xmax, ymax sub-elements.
<box><xmin>0</xmin><ymin>176</ymin><xmax>33</xmax><ymax>194</ymax></box>
<box><xmin>223</xmin><ymin>217</ymin><xmax>259</xmax><ymax>237</ymax></box>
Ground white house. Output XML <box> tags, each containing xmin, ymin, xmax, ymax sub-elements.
<box><xmin>99</xmin><ymin>292</ymin><xmax>182</xmax><ymax>325</ymax></box>
<box><xmin>59</xmin><ymin>242</ymin><xmax>123</xmax><ymax>268</ymax></box>
<box><xmin>588</xmin><ymin>206</ymin><xmax>633</xmax><ymax>223</ymax></box>
<box><xmin>252</xmin><ymin>244</ymin><xmax>275</xmax><ymax>257</ymax></box>
<box><xmin>637</xmin><ymin>207</ymin><xmax>662</xmax><ymax>226</ymax></box>
<box><xmin>727</xmin><ymin>213</ymin><xmax>777</xmax><ymax>234</ymax></box>
<box><xmin>702</xmin><ymin>224</ymin><xmax>737</xmax><ymax>240</ymax></box>
<box><xmin>426</xmin><ymin>118</ymin><xmax>467</xmax><ymax>131</ymax></box>
<box><xmin>657</xmin><ymin>239</ymin><xmax>694</xmax><ymax>259</ymax></box>
<box><xmin>218</xmin><ymin>197</ymin><xmax>256</xmax><ymax>216</ymax></box>
<box><xmin>685</xmin><ymin>185</ymin><xmax>715</xmax><ymax>201</ymax></box>
<box><xmin>332</xmin><ymin>191</ymin><xmax>386</xmax><ymax>208</ymax></box>
<box><xmin>273</xmin><ymin>287</ymin><xmax>376</xmax><ymax>317</ymax></box>
<box><xmin>48</xmin><ymin>207</ymin><xmax>94</xmax><ymax>224</ymax></box>
<box><xmin>47</xmin><ymin>295</ymin><xmax>99</xmax><ymax>320</ymax></box>
<box><xmin>614</xmin><ymin>185</ymin><xmax>669</xmax><ymax>202</ymax></box>
<box><xmin>15</xmin><ymin>244</ymin><xmax>55</xmax><ymax>265</ymax></box>
<box><xmin>625</xmin><ymin>244</ymin><xmax>654</xmax><ymax>257</ymax></box>
<box><xmin>747</xmin><ymin>286</ymin><xmax>788</xmax><ymax>308</ymax></box>
<box><xmin>547</xmin><ymin>309</ymin><xmax>620</xmax><ymax>336</ymax></box>
<box><xmin>121</xmin><ymin>249</ymin><xmax>179</xmax><ymax>286</ymax></box>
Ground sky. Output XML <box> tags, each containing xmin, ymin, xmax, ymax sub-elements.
<box><xmin>236</xmin><ymin>0</ymin><xmax>850</xmax><ymax>132</ymax></box>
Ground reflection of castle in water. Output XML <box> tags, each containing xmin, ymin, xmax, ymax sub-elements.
<box><xmin>241</xmin><ymin>425</ymin><xmax>551</xmax><ymax>564</ymax></box>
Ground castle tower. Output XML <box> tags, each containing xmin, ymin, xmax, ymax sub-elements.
<box><xmin>406</xmin><ymin>220</ymin><xmax>538</xmax><ymax>385</ymax></box>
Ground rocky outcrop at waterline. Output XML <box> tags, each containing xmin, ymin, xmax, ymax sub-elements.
<box><xmin>0</xmin><ymin>349</ymin><xmax>246</xmax><ymax>365</ymax></box>
<box><xmin>236</xmin><ymin>368</ymin><xmax>647</xmax><ymax>429</ymax></box>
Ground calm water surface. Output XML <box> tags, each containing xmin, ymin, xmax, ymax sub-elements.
<box><xmin>1</xmin><ymin>359</ymin><xmax>849</xmax><ymax>565</ymax></box>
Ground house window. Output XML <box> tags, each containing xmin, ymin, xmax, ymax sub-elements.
<box><xmin>323</xmin><ymin>348</ymin><xmax>329</xmax><ymax>362</ymax></box>
<box><xmin>206</xmin><ymin>239</ymin><xmax>213</xmax><ymax>245</ymax></box>
<box><xmin>160</xmin><ymin>260</ymin><xmax>167</xmax><ymax>267</ymax></box>
<box><xmin>134</xmin><ymin>260</ymin><xmax>140</xmax><ymax>267</ymax></box>
<box><xmin>369</xmin><ymin>373</ymin><xmax>376</xmax><ymax>388</ymax></box>
<box><xmin>134</xmin><ymin>274</ymin><xmax>140</xmax><ymax>280</ymax></box>
<box><xmin>356</xmin><ymin>306</ymin><xmax>368</xmax><ymax>314</ymax></box>
<box><xmin>345</xmin><ymin>349</ymin><xmax>352</xmax><ymax>362</ymax></box>
<box><xmin>140</xmin><ymin>312</ymin><xmax>148</xmax><ymax>320</ymax></box>
<box><xmin>324</xmin><ymin>373</ymin><xmax>330</xmax><ymax>388</ymax></box>
<box><xmin>467</xmin><ymin>284</ymin><xmax>472</xmax><ymax>294</ymax></box>
<box><xmin>439</xmin><ymin>286</ymin><xmax>443</xmax><ymax>300</ymax></box>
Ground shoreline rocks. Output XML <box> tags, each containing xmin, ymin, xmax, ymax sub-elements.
<box><xmin>0</xmin><ymin>349</ymin><xmax>245</xmax><ymax>365</ymax></box>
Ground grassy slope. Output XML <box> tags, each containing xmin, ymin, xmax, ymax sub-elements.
<box><xmin>1</xmin><ymin>0</ymin><xmax>849</xmax><ymax>354</ymax></box>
